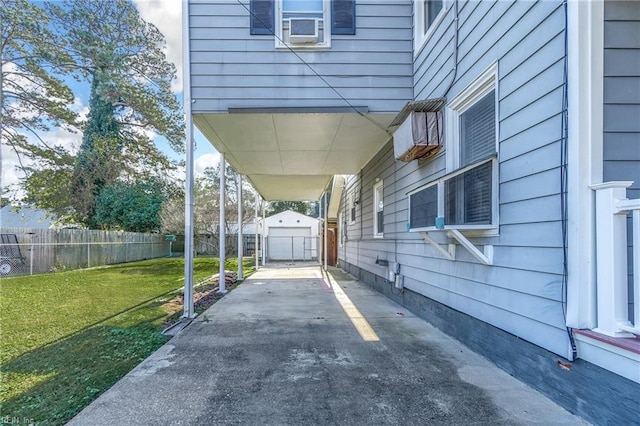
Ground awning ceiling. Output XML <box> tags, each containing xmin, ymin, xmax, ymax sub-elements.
<box><xmin>194</xmin><ymin>112</ymin><xmax>395</xmax><ymax>201</ymax></box>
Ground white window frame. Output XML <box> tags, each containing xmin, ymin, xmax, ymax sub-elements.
<box><xmin>414</xmin><ymin>0</ymin><xmax>448</xmax><ymax>57</ymax></box>
<box><xmin>275</xmin><ymin>0</ymin><xmax>331</xmax><ymax>49</ymax></box>
<box><xmin>408</xmin><ymin>63</ymin><xmax>499</xmax><ymax>235</ymax></box>
<box><xmin>408</xmin><ymin>157</ymin><xmax>498</xmax><ymax>233</ymax></box>
<box><xmin>373</xmin><ymin>180</ymin><xmax>384</xmax><ymax>238</ymax></box>
<box><xmin>445</xmin><ymin>62</ymin><xmax>498</xmax><ymax>173</ymax></box>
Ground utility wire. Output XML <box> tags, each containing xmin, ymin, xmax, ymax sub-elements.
<box><xmin>235</xmin><ymin>0</ymin><xmax>391</xmax><ymax>135</ymax></box>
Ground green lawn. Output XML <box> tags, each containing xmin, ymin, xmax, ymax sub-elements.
<box><xmin>0</xmin><ymin>257</ymin><xmax>253</xmax><ymax>425</ymax></box>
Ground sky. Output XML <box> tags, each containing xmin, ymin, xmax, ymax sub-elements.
<box><xmin>1</xmin><ymin>0</ymin><xmax>219</xmax><ymax>200</ymax></box>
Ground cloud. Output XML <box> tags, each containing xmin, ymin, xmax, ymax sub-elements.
<box><xmin>133</xmin><ymin>0</ymin><xmax>183</xmax><ymax>93</ymax></box>
<box><xmin>195</xmin><ymin>153</ymin><xmax>221</xmax><ymax>176</ymax></box>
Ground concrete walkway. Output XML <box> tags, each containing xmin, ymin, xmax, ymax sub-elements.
<box><xmin>70</xmin><ymin>265</ymin><xmax>588</xmax><ymax>425</ymax></box>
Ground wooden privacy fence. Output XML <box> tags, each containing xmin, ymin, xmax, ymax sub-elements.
<box><xmin>0</xmin><ymin>228</ymin><xmax>170</xmax><ymax>276</ymax></box>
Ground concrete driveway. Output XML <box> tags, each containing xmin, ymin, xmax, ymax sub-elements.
<box><xmin>69</xmin><ymin>264</ymin><xmax>587</xmax><ymax>425</ymax></box>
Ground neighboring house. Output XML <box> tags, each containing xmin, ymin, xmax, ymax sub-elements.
<box><xmin>258</xmin><ymin>210</ymin><xmax>320</xmax><ymax>261</ymax></box>
<box><xmin>185</xmin><ymin>1</ymin><xmax>639</xmax><ymax>423</ymax></box>
<box><xmin>0</xmin><ymin>206</ymin><xmax>56</xmax><ymax>228</ymax></box>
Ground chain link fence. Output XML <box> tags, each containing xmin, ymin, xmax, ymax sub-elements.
<box><xmin>0</xmin><ymin>228</ymin><xmax>171</xmax><ymax>277</ymax></box>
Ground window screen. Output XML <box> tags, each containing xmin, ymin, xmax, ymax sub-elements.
<box><xmin>445</xmin><ymin>161</ymin><xmax>493</xmax><ymax>225</ymax></box>
<box><xmin>460</xmin><ymin>91</ymin><xmax>495</xmax><ymax>166</ymax></box>
<box><xmin>410</xmin><ymin>185</ymin><xmax>438</xmax><ymax>229</ymax></box>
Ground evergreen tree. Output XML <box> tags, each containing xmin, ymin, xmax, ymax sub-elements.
<box><xmin>71</xmin><ymin>74</ymin><xmax>121</xmax><ymax>227</ymax></box>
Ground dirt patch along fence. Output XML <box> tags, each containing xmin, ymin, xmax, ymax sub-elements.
<box><xmin>0</xmin><ymin>228</ymin><xmax>171</xmax><ymax>276</ymax></box>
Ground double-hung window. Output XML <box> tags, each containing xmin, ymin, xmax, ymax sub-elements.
<box><xmin>409</xmin><ymin>64</ymin><xmax>499</xmax><ymax>232</ymax></box>
<box><xmin>250</xmin><ymin>0</ymin><xmax>356</xmax><ymax>48</ymax></box>
<box><xmin>373</xmin><ymin>180</ymin><xmax>384</xmax><ymax>238</ymax></box>
<box><xmin>414</xmin><ymin>0</ymin><xmax>447</xmax><ymax>55</ymax></box>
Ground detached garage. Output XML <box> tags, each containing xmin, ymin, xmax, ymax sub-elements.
<box><xmin>261</xmin><ymin>210</ymin><xmax>320</xmax><ymax>262</ymax></box>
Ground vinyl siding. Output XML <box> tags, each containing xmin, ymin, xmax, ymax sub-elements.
<box><xmin>603</xmin><ymin>0</ymin><xmax>640</xmax><ymax>321</ymax></box>
<box><xmin>339</xmin><ymin>0</ymin><xmax>572</xmax><ymax>358</ymax></box>
<box><xmin>188</xmin><ymin>0</ymin><xmax>413</xmax><ymax>113</ymax></box>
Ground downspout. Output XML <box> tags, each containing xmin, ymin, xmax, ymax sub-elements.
<box><xmin>181</xmin><ymin>0</ymin><xmax>195</xmax><ymax>318</ymax></box>
<box><xmin>218</xmin><ymin>152</ymin><xmax>227</xmax><ymax>293</ymax></box>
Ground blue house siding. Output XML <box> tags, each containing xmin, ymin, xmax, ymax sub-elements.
<box><xmin>603</xmin><ymin>0</ymin><xmax>640</xmax><ymax>321</ymax></box>
<box><xmin>189</xmin><ymin>0</ymin><xmax>413</xmax><ymax>114</ymax></box>
<box><xmin>339</xmin><ymin>1</ymin><xmax>571</xmax><ymax>358</ymax></box>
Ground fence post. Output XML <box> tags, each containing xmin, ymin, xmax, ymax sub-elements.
<box><xmin>28</xmin><ymin>232</ymin><xmax>35</xmax><ymax>275</ymax></box>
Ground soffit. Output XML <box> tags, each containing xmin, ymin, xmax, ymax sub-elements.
<box><xmin>194</xmin><ymin>112</ymin><xmax>394</xmax><ymax>201</ymax></box>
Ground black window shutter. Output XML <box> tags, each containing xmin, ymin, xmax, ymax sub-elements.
<box><xmin>250</xmin><ymin>0</ymin><xmax>274</xmax><ymax>35</ymax></box>
<box><xmin>332</xmin><ymin>0</ymin><xmax>356</xmax><ymax>35</ymax></box>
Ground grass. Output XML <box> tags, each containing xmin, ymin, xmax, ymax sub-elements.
<box><xmin>0</xmin><ymin>257</ymin><xmax>254</xmax><ymax>425</ymax></box>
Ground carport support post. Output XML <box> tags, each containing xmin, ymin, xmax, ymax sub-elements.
<box><xmin>219</xmin><ymin>152</ymin><xmax>227</xmax><ymax>294</ymax></box>
<box><xmin>181</xmin><ymin>0</ymin><xmax>195</xmax><ymax>318</ymax></box>
<box><xmin>262</xmin><ymin>205</ymin><xmax>266</xmax><ymax>265</ymax></box>
<box><xmin>237</xmin><ymin>174</ymin><xmax>243</xmax><ymax>281</ymax></box>
<box><xmin>324</xmin><ymin>192</ymin><xmax>328</xmax><ymax>271</ymax></box>
<box><xmin>254</xmin><ymin>191</ymin><xmax>259</xmax><ymax>270</ymax></box>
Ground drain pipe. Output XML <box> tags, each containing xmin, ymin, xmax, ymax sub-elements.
<box><xmin>219</xmin><ymin>152</ymin><xmax>227</xmax><ymax>294</ymax></box>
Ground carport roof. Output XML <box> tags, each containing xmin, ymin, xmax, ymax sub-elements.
<box><xmin>194</xmin><ymin>111</ymin><xmax>394</xmax><ymax>201</ymax></box>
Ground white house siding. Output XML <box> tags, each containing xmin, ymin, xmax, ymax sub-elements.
<box><xmin>603</xmin><ymin>0</ymin><xmax>640</xmax><ymax>321</ymax></box>
<box><xmin>188</xmin><ymin>0</ymin><xmax>413</xmax><ymax>114</ymax></box>
<box><xmin>339</xmin><ymin>1</ymin><xmax>571</xmax><ymax>358</ymax></box>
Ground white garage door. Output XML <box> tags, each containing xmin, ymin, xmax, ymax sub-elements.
<box><xmin>268</xmin><ymin>227</ymin><xmax>312</xmax><ymax>261</ymax></box>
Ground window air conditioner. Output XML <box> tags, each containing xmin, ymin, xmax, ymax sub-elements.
<box><xmin>393</xmin><ymin>111</ymin><xmax>443</xmax><ymax>162</ymax></box>
<box><xmin>289</xmin><ymin>18</ymin><xmax>319</xmax><ymax>43</ymax></box>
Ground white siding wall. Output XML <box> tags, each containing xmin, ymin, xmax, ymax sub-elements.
<box><xmin>340</xmin><ymin>0</ymin><xmax>572</xmax><ymax>357</ymax></box>
<box><xmin>189</xmin><ymin>0</ymin><xmax>413</xmax><ymax>113</ymax></box>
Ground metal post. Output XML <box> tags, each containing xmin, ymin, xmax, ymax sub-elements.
<box><xmin>87</xmin><ymin>241</ymin><xmax>90</xmax><ymax>268</ymax></box>
<box><xmin>28</xmin><ymin>233</ymin><xmax>34</xmax><ymax>275</ymax></box>
<box><xmin>237</xmin><ymin>174</ymin><xmax>243</xmax><ymax>281</ymax></box>
<box><xmin>219</xmin><ymin>152</ymin><xmax>227</xmax><ymax>293</ymax></box>
<box><xmin>181</xmin><ymin>0</ymin><xmax>195</xmax><ymax>318</ymax></box>
<box><xmin>262</xmin><ymin>204</ymin><xmax>266</xmax><ymax>265</ymax></box>
<box><xmin>255</xmin><ymin>192</ymin><xmax>259</xmax><ymax>270</ymax></box>
<box><xmin>324</xmin><ymin>192</ymin><xmax>328</xmax><ymax>271</ymax></box>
